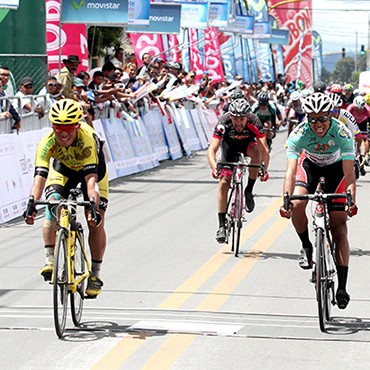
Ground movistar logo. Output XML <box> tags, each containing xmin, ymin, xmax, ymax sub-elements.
<box><xmin>312</xmin><ymin>34</ymin><xmax>322</xmax><ymax>45</ymax></box>
<box><xmin>71</xmin><ymin>0</ymin><xmax>85</xmax><ymax>10</ymax></box>
<box><xmin>248</xmin><ymin>0</ymin><xmax>266</xmax><ymax>12</ymax></box>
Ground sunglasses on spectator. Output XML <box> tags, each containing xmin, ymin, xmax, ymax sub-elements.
<box><xmin>52</xmin><ymin>124</ymin><xmax>78</xmax><ymax>132</ymax></box>
<box><xmin>0</xmin><ymin>73</ymin><xmax>10</xmax><ymax>77</ymax></box>
<box><xmin>308</xmin><ymin>115</ymin><xmax>330</xmax><ymax>124</ymax></box>
<box><xmin>48</xmin><ymin>83</ymin><xmax>57</xmax><ymax>87</ymax></box>
<box><xmin>331</xmin><ymin>109</ymin><xmax>339</xmax><ymax>114</ymax></box>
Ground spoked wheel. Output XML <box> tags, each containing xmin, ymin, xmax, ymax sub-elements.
<box><xmin>70</xmin><ymin>227</ymin><xmax>86</xmax><ymax>327</ymax></box>
<box><xmin>315</xmin><ymin>228</ymin><xmax>331</xmax><ymax>332</ymax></box>
<box><xmin>226</xmin><ymin>186</ymin><xmax>236</xmax><ymax>251</ymax></box>
<box><xmin>53</xmin><ymin>229</ymin><xmax>69</xmax><ymax>338</ymax></box>
<box><xmin>232</xmin><ymin>184</ymin><xmax>243</xmax><ymax>257</ymax></box>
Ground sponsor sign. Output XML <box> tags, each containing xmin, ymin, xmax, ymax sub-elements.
<box><xmin>128</xmin><ymin>0</ymin><xmax>150</xmax><ymax>26</ymax></box>
<box><xmin>127</xmin><ymin>3</ymin><xmax>181</xmax><ymax>34</ymax></box>
<box><xmin>61</xmin><ymin>0</ymin><xmax>128</xmax><ymax>25</ymax></box>
<box><xmin>242</xmin><ymin>21</ymin><xmax>270</xmax><ymax>39</ymax></box>
<box><xmin>0</xmin><ymin>0</ymin><xmax>19</xmax><ymax>9</ymax></box>
<box><xmin>220</xmin><ymin>15</ymin><xmax>254</xmax><ymax>35</ymax></box>
<box><xmin>180</xmin><ymin>1</ymin><xmax>209</xmax><ymax>29</ymax></box>
<box><xmin>209</xmin><ymin>2</ymin><xmax>229</xmax><ymax>27</ymax></box>
<box><xmin>260</xmin><ymin>28</ymin><xmax>290</xmax><ymax>45</ymax></box>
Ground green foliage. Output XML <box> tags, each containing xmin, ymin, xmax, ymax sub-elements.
<box><xmin>351</xmin><ymin>71</ymin><xmax>360</xmax><ymax>88</ymax></box>
<box><xmin>321</xmin><ymin>66</ymin><xmax>331</xmax><ymax>84</ymax></box>
<box><xmin>331</xmin><ymin>57</ymin><xmax>355</xmax><ymax>84</ymax></box>
<box><xmin>88</xmin><ymin>27</ymin><xmax>123</xmax><ymax>57</ymax></box>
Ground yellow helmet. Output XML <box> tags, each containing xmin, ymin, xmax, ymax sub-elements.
<box><xmin>49</xmin><ymin>99</ymin><xmax>83</xmax><ymax>125</ymax></box>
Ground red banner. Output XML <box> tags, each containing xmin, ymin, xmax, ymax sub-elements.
<box><xmin>189</xmin><ymin>29</ymin><xmax>204</xmax><ymax>80</ymax></box>
<box><xmin>204</xmin><ymin>27</ymin><xmax>225</xmax><ymax>85</ymax></box>
<box><xmin>267</xmin><ymin>0</ymin><xmax>312</xmax><ymax>86</ymax></box>
<box><xmin>46</xmin><ymin>0</ymin><xmax>88</xmax><ymax>76</ymax></box>
<box><xmin>129</xmin><ymin>33</ymin><xmax>165</xmax><ymax>68</ymax></box>
<box><xmin>168</xmin><ymin>34</ymin><xmax>182</xmax><ymax>63</ymax></box>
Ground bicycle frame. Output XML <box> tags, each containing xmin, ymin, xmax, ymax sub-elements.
<box><xmin>51</xmin><ymin>204</ymin><xmax>90</xmax><ymax>294</ymax></box>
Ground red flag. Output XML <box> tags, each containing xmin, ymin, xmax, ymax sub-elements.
<box><xmin>168</xmin><ymin>34</ymin><xmax>182</xmax><ymax>63</ymax></box>
<box><xmin>204</xmin><ymin>27</ymin><xmax>225</xmax><ymax>85</ymax></box>
<box><xmin>189</xmin><ymin>29</ymin><xmax>204</xmax><ymax>80</ymax></box>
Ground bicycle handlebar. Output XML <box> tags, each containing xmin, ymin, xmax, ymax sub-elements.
<box><xmin>217</xmin><ymin>160</ymin><xmax>266</xmax><ymax>178</ymax></box>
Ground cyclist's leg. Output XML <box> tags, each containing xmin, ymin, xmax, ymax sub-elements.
<box><xmin>244</xmin><ymin>141</ymin><xmax>261</xmax><ymax>213</ymax></box>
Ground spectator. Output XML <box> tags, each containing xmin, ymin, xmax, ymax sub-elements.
<box><xmin>0</xmin><ymin>78</ymin><xmax>21</xmax><ymax>131</ymax></box>
<box><xmin>73</xmin><ymin>77</ymin><xmax>88</xmax><ymax>102</ymax></box>
<box><xmin>36</xmin><ymin>76</ymin><xmax>58</xmax><ymax>110</ymax></box>
<box><xmin>87</xmin><ymin>71</ymin><xmax>115</xmax><ymax>105</ymax></box>
<box><xmin>185</xmin><ymin>70</ymin><xmax>196</xmax><ymax>86</ymax></box>
<box><xmin>56</xmin><ymin>55</ymin><xmax>81</xmax><ymax>99</ymax></box>
<box><xmin>77</xmin><ymin>71</ymin><xmax>90</xmax><ymax>91</ymax></box>
<box><xmin>110</xmin><ymin>47</ymin><xmax>124</xmax><ymax>67</ymax></box>
<box><xmin>15</xmin><ymin>77</ymin><xmax>44</xmax><ymax>118</ymax></box>
<box><xmin>102</xmin><ymin>62</ymin><xmax>116</xmax><ymax>78</ymax></box>
<box><xmin>137</xmin><ymin>53</ymin><xmax>151</xmax><ymax>77</ymax></box>
<box><xmin>0</xmin><ymin>66</ymin><xmax>14</xmax><ymax>97</ymax></box>
<box><xmin>152</xmin><ymin>56</ymin><xmax>165</xmax><ymax>70</ymax></box>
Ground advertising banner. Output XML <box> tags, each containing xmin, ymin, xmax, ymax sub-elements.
<box><xmin>61</xmin><ymin>0</ymin><xmax>127</xmax><ymax>24</ymax></box>
<box><xmin>180</xmin><ymin>28</ymin><xmax>190</xmax><ymax>72</ymax></box>
<box><xmin>209</xmin><ymin>2</ymin><xmax>229</xmax><ymax>27</ymax></box>
<box><xmin>256</xmin><ymin>42</ymin><xmax>275</xmax><ymax>82</ymax></box>
<box><xmin>130</xmin><ymin>33</ymin><xmax>165</xmax><ymax>68</ymax></box>
<box><xmin>312</xmin><ymin>30</ymin><xmax>323</xmax><ymax>81</ymax></box>
<box><xmin>247</xmin><ymin>0</ymin><xmax>269</xmax><ymax>22</ymax></box>
<box><xmin>167</xmin><ymin>104</ymin><xmax>191</xmax><ymax>156</ymax></box>
<box><xmin>178</xmin><ymin>107</ymin><xmax>202</xmax><ymax>152</ymax></box>
<box><xmin>128</xmin><ymin>0</ymin><xmax>150</xmax><ymax>26</ymax></box>
<box><xmin>161</xmin><ymin>114</ymin><xmax>182</xmax><ymax>160</ymax></box>
<box><xmin>241</xmin><ymin>38</ymin><xmax>250</xmax><ymax>83</ymax></box>
<box><xmin>247</xmin><ymin>38</ymin><xmax>259</xmax><ymax>83</ymax></box>
<box><xmin>220</xmin><ymin>15</ymin><xmax>254</xmax><ymax>35</ymax></box>
<box><xmin>46</xmin><ymin>0</ymin><xmax>88</xmax><ymax>75</ymax></box>
<box><xmin>189</xmin><ymin>29</ymin><xmax>204</xmax><ymax>81</ymax></box>
<box><xmin>168</xmin><ymin>34</ymin><xmax>182</xmax><ymax>63</ymax></box>
<box><xmin>234</xmin><ymin>35</ymin><xmax>244</xmax><ymax>78</ymax></box>
<box><xmin>222</xmin><ymin>36</ymin><xmax>236</xmax><ymax>82</ymax></box>
<box><xmin>180</xmin><ymin>1</ymin><xmax>209</xmax><ymax>29</ymax></box>
<box><xmin>260</xmin><ymin>28</ymin><xmax>290</xmax><ymax>45</ymax></box>
<box><xmin>267</xmin><ymin>0</ymin><xmax>312</xmax><ymax>86</ymax></box>
<box><xmin>204</xmin><ymin>27</ymin><xmax>225</xmax><ymax>85</ymax></box>
<box><xmin>127</xmin><ymin>3</ymin><xmax>181</xmax><ymax>34</ymax></box>
<box><xmin>242</xmin><ymin>21</ymin><xmax>270</xmax><ymax>39</ymax></box>
<box><xmin>0</xmin><ymin>0</ymin><xmax>19</xmax><ymax>9</ymax></box>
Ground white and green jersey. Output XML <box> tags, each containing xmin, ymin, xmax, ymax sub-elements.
<box><xmin>287</xmin><ymin>117</ymin><xmax>354</xmax><ymax>167</ymax></box>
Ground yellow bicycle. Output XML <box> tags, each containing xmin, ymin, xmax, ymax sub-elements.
<box><xmin>26</xmin><ymin>187</ymin><xmax>98</xmax><ymax>338</ymax></box>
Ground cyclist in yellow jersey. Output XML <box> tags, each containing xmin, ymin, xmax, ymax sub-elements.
<box><xmin>24</xmin><ymin>99</ymin><xmax>108</xmax><ymax>296</ymax></box>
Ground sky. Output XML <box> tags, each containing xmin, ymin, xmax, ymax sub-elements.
<box><xmin>312</xmin><ymin>0</ymin><xmax>370</xmax><ymax>55</ymax></box>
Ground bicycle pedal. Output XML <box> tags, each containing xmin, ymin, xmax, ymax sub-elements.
<box><xmin>241</xmin><ymin>217</ymin><xmax>247</xmax><ymax>222</ymax></box>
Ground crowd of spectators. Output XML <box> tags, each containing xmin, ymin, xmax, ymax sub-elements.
<box><xmin>0</xmin><ymin>49</ymin><xmax>318</xmax><ymax>133</ymax></box>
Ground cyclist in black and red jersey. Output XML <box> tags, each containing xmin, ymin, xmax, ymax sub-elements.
<box><xmin>207</xmin><ymin>98</ymin><xmax>270</xmax><ymax>243</ymax></box>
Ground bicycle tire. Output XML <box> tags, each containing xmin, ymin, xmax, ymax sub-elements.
<box><xmin>315</xmin><ymin>228</ymin><xmax>330</xmax><ymax>332</ymax></box>
<box><xmin>53</xmin><ymin>229</ymin><xmax>69</xmax><ymax>338</ymax></box>
<box><xmin>226</xmin><ymin>185</ymin><xmax>236</xmax><ymax>251</ymax></box>
<box><xmin>233</xmin><ymin>183</ymin><xmax>243</xmax><ymax>257</ymax></box>
<box><xmin>70</xmin><ymin>226</ymin><xmax>86</xmax><ymax>327</ymax></box>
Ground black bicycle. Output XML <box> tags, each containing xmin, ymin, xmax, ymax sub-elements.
<box><xmin>218</xmin><ymin>153</ymin><xmax>265</xmax><ymax>257</ymax></box>
<box><xmin>283</xmin><ymin>178</ymin><xmax>353</xmax><ymax>332</ymax></box>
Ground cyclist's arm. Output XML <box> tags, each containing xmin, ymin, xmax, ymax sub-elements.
<box><xmin>207</xmin><ymin>136</ymin><xmax>221</xmax><ymax>171</ymax></box>
<box><xmin>85</xmin><ymin>173</ymin><xmax>100</xmax><ymax>204</ymax></box>
<box><xmin>30</xmin><ymin>174</ymin><xmax>47</xmax><ymax>200</ymax></box>
<box><xmin>283</xmin><ymin>158</ymin><xmax>298</xmax><ymax>197</ymax></box>
<box><xmin>342</xmin><ymin>159</ymin><xmax>356</xmax><ymax>203</ymax></box>
<box><xmin>256</xmin><ymin>136</ymin><xmax>270</xmax><ymax>170</ymax></box>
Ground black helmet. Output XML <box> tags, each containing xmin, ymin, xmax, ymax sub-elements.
<box><xmin>230</xmin><ymin>88</ymin><xmax>245</xmax><ymax>100</ymax></box>
<box><xmin>258</xmin><ymin>92</ymin><xmax>269</xmax><ymax>105</ymax></box>
<box><xmin>312</xmin><ymin>80</ymin><xmax>326</xmax><ymax>93</ymax></box>
<box><xmin>229</xmin><ymin>98</ymin><xmax>251</xmax><ymax>117</ymax></box>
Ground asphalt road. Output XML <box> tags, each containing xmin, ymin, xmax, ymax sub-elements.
<box><xmin>2</xmin><ymin>130</ymin><xmax>370</xmax><ymax>370</ymax></box>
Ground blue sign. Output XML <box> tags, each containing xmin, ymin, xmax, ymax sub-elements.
<box><xmin>61</xmin><ymin>0</ymin><xmax>128</xmax><ymax>24</ymax></box>
<box><xmin>242</xmin><ymin>21</ymin><xmax>270</xmax><ymax>39</ymax></box>
<box><xmin>128</xmin><ymin>0</ymin><xmax>150</xmax><ymax>27</ymax></box>
<box><xmin>127</xmin><ymin>3</ymin><xmax>181</xmax><ymax>34</ymax></box>
<box><xmin>220</xmin><ymin>15</ymin><xmax>254</xmax><ymax>34</ymax></box>
<box><xmin>209</xmin><ymin>2</ymin><xmax>229</xmax><ymax>27</ymax></box>
<box><xmin>0</xmin><ymin>0</ymin><xmax>19</xmax><ymax>9</ymax></box>
<box><xmin>180</xmin><ymin>2</ymin><xmax>209</xmax><ymax>29</ymax></box>
<box><xmin>260</xmin><ymin>28</ymin><xmax>290</xmax><ymax>45</ymax></box>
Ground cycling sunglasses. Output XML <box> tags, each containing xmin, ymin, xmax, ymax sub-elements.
<box><xmin>48</xmin><ymin>83</ymin><xmax>57</xmax><ymax>87</ymax></box>
<box><xmin>52</xmin><ymin>124</ymin><xmax>79</xmax><ymax>132</ymax></box>
<box><xmin>331</xmin><ymin>109</ymin><xmax>339</xmax><ymax>114</ymax></box>
<box><xmin>307</xmin><ymin>115</ymin><xmax>330</xmax><ymax>124</ymax></box>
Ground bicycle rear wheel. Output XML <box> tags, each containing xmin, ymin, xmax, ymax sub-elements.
<box><xmin>53</xmin><ymin>229</ymin><xmax>69</xmax><ymax>338</ymax></box>
<box><xmin>226</xmin><ymin>185</ymin><xmax>236</xmax><ymax>250</ymax></box>
<box><xmin>315</xmin><ymin>228</ymin><xmax>330</xmax><ymax>332</ymax></box>
<box><xmin>70</xmin><ymin>226</ymin><xmax>86</xmax><ymax>327</ymax></box>
<box><xmin>232</xmin><ymin>184</ymin><xmax>243</xmax><ymax>257</ymax></box>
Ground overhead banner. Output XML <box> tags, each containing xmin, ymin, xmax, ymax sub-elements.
<box><xmin>242</xmin><ymin>21</ymin><xmax>270</xmax><ymax>39</ymax></box>
<box><xmin>260</xmin><ymin>28</ymin><xmax>290</xmax><ymax>45</ymax></box>
<box><xmin>209</xmin><ymin>2</ymin><xmax>229</xmax><ymax>27</ymax></box>
<box><xmin>267</xmin><ymin>0</ymin><xmax>313</xmax><ymax>86</ymax></box>
<box><xmin>0</xmin><ymin>0</ymin><xmax>19</xmax><ymax>9</ymax></box>
<box><xmin>46</xmin><ymin>0</ymin><xmax>88</xmax><ymax>75</ymax></box>
<box><xmin>180</xmin><ymin>1</ymin><xmax>209</xmax><ymax>29</ymax></box>
<box><xmin>127</xmin><ymin>3</ymin><xmax>181</xmax><ymax>34</ymax></box>
<box><xmin>128</xmin><ymin>0</ymin><xmax>150</xmax><ymax>26</ymax></box>
<box><xmin>61</xmin><ymin>0</ymin><xmax>128</xmax><ymax>24</ymax></box>
<box><xmin>220</xmin><ymin>14</ymin><xmax>254</xmax><ymax>35</ymax></box>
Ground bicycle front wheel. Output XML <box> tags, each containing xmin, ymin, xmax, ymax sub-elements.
<box><xmin>232</xmin><ymin>183</ymin><xmax>243</xmax><ymax>257</ymax></box>
<box><xmin>53</xmin><ymin>229</ymin><xmax>69</xmax><ymax>338</ymax></box>
<box><xmin>70</xmin><ymin>226</ymin><xmax>86</xmax><ymax>327</ymax></box>
<box><xmin>315</xmin><ymin>228</ymin><xmax>330</xmax><ymax>332</ymax></box>
<box><xmin>226</xmin><ymin>185</ymin><xmax>236</xmax><ymax>250</ymax></box>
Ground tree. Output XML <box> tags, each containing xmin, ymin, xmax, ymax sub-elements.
<box><xmin>321</xmin><ymin>66</ymin><xmax>331</xmax><ymax>85</ymax></box>
<box><xmin>331</xmin><ymin>57</ymin><xmax>355</xmax><ymax>84</ymax></box>
<box><xmin>351</xmin><ymin>71</ymin><xmax>360</xmax><ymax>88</ymax></box>
<box><xmin>88</xmin><ymin>27</ymin><xmax>123</xmax><ymax>57</ymax></box>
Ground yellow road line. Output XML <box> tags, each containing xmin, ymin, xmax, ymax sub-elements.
<box><xmin>91</xmin><ymin>332</ymin><xmax>152</xmax><ymax>370</ymax></box>
<box><xmin>159</xmin><ymin>197</ymin><xmax>282</xmax><ymax>309</ymax></box>
<box><xmin>92</xmin><ymin>197</ymin><xmax>284</xmax><ymax>370</ymax></box>
<box><xmin>141</xmin><ymin>217</ymin><xmax>290</xmax><ymax>369</ymax></box>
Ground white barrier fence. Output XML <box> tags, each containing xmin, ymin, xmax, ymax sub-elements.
<box><xmin>0</xmin><ymin>105</ymin><xmax>218</xmax><ymax>224</ymax></box>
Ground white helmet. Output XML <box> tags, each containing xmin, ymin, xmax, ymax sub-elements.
<box><xmin>302</xmin><ymin>92</ymin><xmax>334</xmax><ymax>114</ymax></box>
<box><xmin>354</xmin><ymin>96</ymin><xmax>366</xmax><ymax>109</ymax></box>
<box><xmin>290</xmin><ymin>91</ymin><xmax>301</xmax><ymax>101</ymax></box>
<box><xmin>329</xmin><ymin>93</ymin><xmax>343</xmax><ymax>108</ymax></box>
